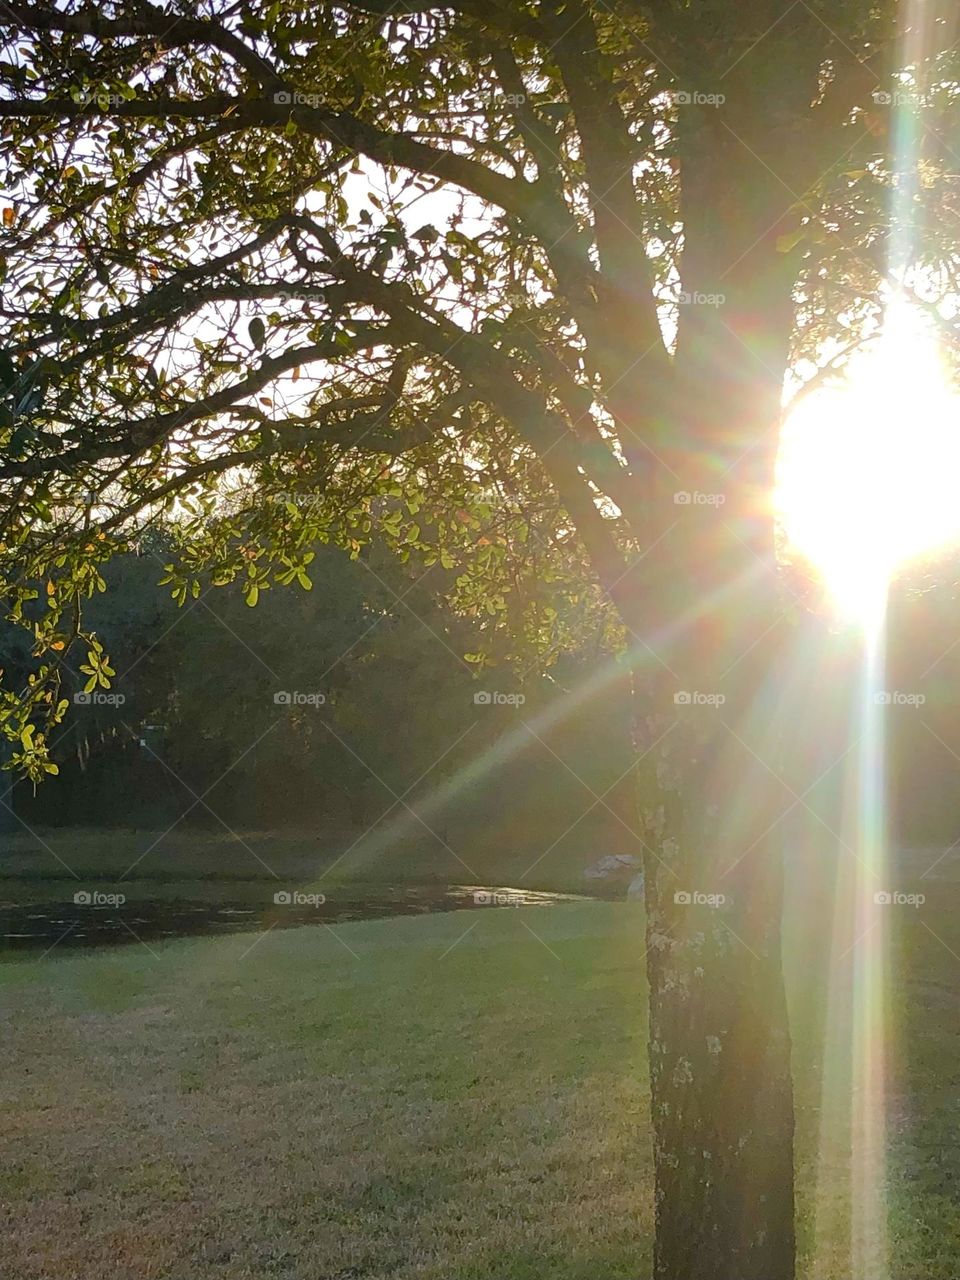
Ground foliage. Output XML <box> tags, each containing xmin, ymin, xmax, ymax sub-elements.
<box><xmin>3</xmin><ymin>536</ymin><xmax>634</xmax><ymax>839</ymax></box>
<box><xmin>0</xmin><ymin>0</ymin><xmax>958</xmax><ymax>784</ymax></box>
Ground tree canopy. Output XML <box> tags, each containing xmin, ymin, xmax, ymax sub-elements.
<box><xmin>1</xmin><ymin>1</ymin><xmax>958</xmax><ymax>779</ymax></box>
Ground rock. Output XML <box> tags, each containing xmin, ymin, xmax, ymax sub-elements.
<box><xmin>626</xmin><ymin>872</ymin><xmax>645</xmax><ymax>900</ymax></box>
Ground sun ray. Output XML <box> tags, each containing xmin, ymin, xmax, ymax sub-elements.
<box><xmin>775</xmin><ymin>4</ymin><xmax>960</xmax><ymax>1270</ymax></box>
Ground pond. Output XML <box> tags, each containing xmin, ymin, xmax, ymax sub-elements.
<box><xmin>0</xmin><ymin>884</ymin><xmax>590</xmax><ymax>955</ymax></box>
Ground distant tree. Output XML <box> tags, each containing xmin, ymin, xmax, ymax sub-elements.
<box><xmin>2</xmin><ymin>4</ymin><xmax>959</xmax><ymax>1275</ymax></box>
<box><xmin>15</xmin><ymin>536</ymin><xmax>624</xmax><ymax>848</ymax></box>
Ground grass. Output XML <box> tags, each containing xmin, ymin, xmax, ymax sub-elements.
<box><xmin>2</xmin><ymin>892</ymin><xmax>959</xmax><ymax>1278</ymax></box>
<box><xmin>1</xmin><ymin>903</ymin><xmax>650</xmax><ymax>1279</ymax></box>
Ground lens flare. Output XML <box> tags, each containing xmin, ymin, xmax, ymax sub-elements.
<box><xmin>777</xmin><ymin>287</ymin><xmax>960</xmax><ymax>1275</ymax></box>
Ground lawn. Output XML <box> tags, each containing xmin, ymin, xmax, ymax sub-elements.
<box><xmin>1</xmin><ymin>896</ymin><xmax>959</xmax><ymax>1279</ymax></box>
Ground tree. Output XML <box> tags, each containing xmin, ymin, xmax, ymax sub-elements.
<box><xmin>1</xmin><ymin>2</ymin><xmax>959</xmax><ymax>1275</ymax></box>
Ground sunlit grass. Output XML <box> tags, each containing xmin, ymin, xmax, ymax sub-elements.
<box><xmin>2</xmin><ymin>897</ymin><xmax>959</xmax><ymax>1279</ymax></box>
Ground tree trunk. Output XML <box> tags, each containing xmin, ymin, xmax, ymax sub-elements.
<box><xmin>644</xmin><ymin>898</ymin><xmax>794</xmax><ymax>1280</ymax></box>
<box><xmin>629</xmin><ymin>512</ymin><xmax>798</xmax><ymax>1276</ymax></box>
<box><xmin>635</xmin><ymin>626</ymin><xmax>795</xmax><ymax>1278</ymax></box>
<box><xmin>623</xmin><ymin>95</ymin><xmax>809</xmax><ymax>1264</ymax></box>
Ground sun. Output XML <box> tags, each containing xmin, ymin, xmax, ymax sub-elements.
<box><xmin>776</xmin><ymin>297</ymin><xmax>960</xmax><ymax>620</ymax></box>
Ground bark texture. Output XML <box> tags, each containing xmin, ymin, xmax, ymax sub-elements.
<box><xmin>623</xmin><ymin>58</ymin><xmax>823</xmax><ymax>1261</ymax></box>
